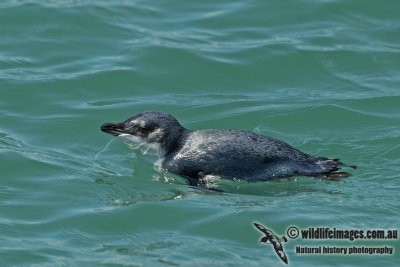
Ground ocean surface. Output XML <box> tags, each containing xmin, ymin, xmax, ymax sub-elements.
<box><xmin>1</xmin><ymin>0</ymin><xmax>399</xmax><ymax>266</ymax></box>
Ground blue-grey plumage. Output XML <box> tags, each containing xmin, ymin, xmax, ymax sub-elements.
<box><xmin>101</xmin><ymin>110</ymin><xmax>356</xmax><ymax>186</ymax></box>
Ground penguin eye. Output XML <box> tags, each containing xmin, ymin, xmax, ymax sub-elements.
<box><xmin>133</xmin><ymin>125</ymin><xmax>149</xmax><ymax>135</ymax></box>
<box><xmin>130</xmin><ymin>120</ymin><xmax>156</xmax><ymax>137</ymax></box>
<box><xmin>138</xmin><ymin>126</ymin><xmax>150</xmax><ymax>135</ymax></box>
<box><xmin>134</xmin><ymin>124</ymin><xmax>155</xmax><ymax>136</ymax></box>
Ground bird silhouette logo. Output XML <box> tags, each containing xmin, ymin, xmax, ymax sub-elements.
<box><xmin>253</xmin><ymin>222</ymin><xmax>289</xmax><ymax>264</ymax></box>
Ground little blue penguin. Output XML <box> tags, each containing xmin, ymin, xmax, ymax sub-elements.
<box><xmin>101</xmin><ymin>110</ymin><xmax>356</xmax><ymax>186</ymax></box>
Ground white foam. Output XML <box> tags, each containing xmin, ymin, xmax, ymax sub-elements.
<box><xmin>119</xmin><ymin>133</ymin><xmax>165</xmax><ymax>164</ymax></box>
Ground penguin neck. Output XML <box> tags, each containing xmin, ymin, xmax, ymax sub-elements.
<box><xmin>162</xmin><ymin>127</ymin><xmax>190</xmax><ymax>156</ymax></box>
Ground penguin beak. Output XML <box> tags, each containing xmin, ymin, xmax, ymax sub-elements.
<box><xmin>100</xmin><ymin>122</ymin><xmax>126</xmax><ymax>136</ymax></box>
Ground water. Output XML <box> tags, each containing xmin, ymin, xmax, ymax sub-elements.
<box><xmin>1</xmin><ymin>0</ymin><xmax>399</xmax><ymax>266</ymax></box>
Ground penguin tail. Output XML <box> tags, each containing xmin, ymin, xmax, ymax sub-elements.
<box><xmin>297</xmin><ymin>158</ymin><xmax>357</xmax><ymax>181</ymax></box>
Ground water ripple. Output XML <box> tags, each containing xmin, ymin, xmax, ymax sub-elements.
<box><xmin>1</xmin><ymin>1</ymin><xmax>400</xmax><ymax>266</ymax></box>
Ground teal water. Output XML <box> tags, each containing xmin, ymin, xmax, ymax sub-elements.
<box><xmin>1</xmin><ymin>0</ymin><xmax>399</xmax><ymax>266</ymax></box>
